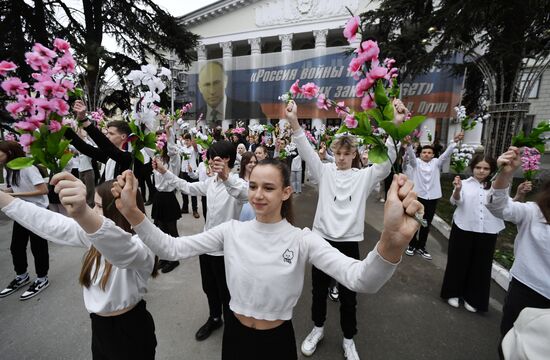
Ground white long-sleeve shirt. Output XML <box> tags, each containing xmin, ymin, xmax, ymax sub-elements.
<box><xmin>485</xmin><ymin>187</ymin><xmax>550</xmax><ymax>299</ymax></box>
<box><xmin>406</xmin><ymin>142</ymin><xmax>456</xmax><ymax>200</ymax></box>
<box><xmin>2</xmin><ymin>199</ymin><xmax>155</xmax><ymax>314</ymax></box>
<box><xmin>292</xmin><ymin>128</ymin><xmax>395</xmax><ymax>242</ymax></box>
<box><xmin>450</xmin><ymin>177</ymin><xmax>505</xmax><ymax>234</ymax></box>
<box><xmin>156</xmin><ymin>169</ymin><xmax>247</xmax><ymax>255</ymax></box>
<box><xmin>129</xmin><ymin>216</ymin><xmax>398</xmax><ymax>321</ymax></box>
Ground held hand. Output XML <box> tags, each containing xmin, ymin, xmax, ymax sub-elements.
<box><xmin>497</xmin><ymin>146</ymin><xmax>521</xmax><ymax>175</ymax></box>
<box><xmin>379</xmin><ymin>174</ymin><xmax>423</xmax><ymax>262</ymax></box>
<box><xmin>51</xmin><ymin>172</ymin><xmax>89</xmax><ymax>219</ymax></box>
<box><xmin>318</xmin><ymin>146</ymin><xmax>326</xmax><ymax>159</ymax></box>
<box><xmin>211</xmin><ymin>157</ymin><xmax>229</xmax><ymax>181</ymax></box>
<box><xmin>0</xmin><ymin>188</ymin><xmax>15</xmax><ymax>208</ymax></box>
<box><xmin>73</xmin><ymin>100</ymin><xmax>87</xmax><ymax>121</ymax></box>
<box><xmin>517</xmin><ymin>180</ymin><xmax>532</xmax><ymax>195</ymax></box>
<box><xmin>452</xmin><ymin>176</ymin><xmax>462</xmax><ymax>191</ymax></box>
<box><xmin>285</xmin><ymin>100</ymin><xmax>300</xmax><ymax>129</ymax></box>
<box><xmin>392</xmin><ymin>99</ymin><xmax>408</xmax><ymax>125</ymax></box>
<box><xmin>111</xmin><ymin>171</ymin><xmax>138</xmax><ymax>219</ymax></box>
<box><xmin>453</xmin><ymin>132</ymin><xmax>465</xmax><ymax>143</ymax></box>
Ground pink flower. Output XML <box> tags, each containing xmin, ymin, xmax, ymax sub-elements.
<box><xmin>1</xmin><ymin>77</ymin><xmax>29</xmax><ymax>96</ymax></box>
<box><xmin>52</xmin><ymin>52</ymin><xmax>76</xmax><ymax>74</ymax></box>
<box><xmin>301</xmin><ymin>82</ymin><xmax>319</xmax><ymax>99</ymax></box>
<box><xmin>53</xmin><ymin>38</ymin><xmax>70</xmax><ymax>53</ymax></box>
<box><xmin>34</xmin><ymin>98</ymin><xmax>56</xmax><ymax>113</ymax></box>
<box><xmin>343</xmin><ymin>16</ymin><xmax>360</xmax><ymax>43</ymax></box>
<box><xmin>344</xmin><ymin>114</ymin><xmax>358</xmax><ymax>128</ymax></box>
<box><xmin>347</xmin><ymin>56</ymin><xmax>365</xmax><ymax>75</ymax></box>
<box><xmin>32</xmin><ymin>43</ymin><xmax>57</xmax><ymax>60</ymax></box>
<box><xmin>384</xmin><ymin>58</ymin><xmax>396</xmax><ymax>68</ymax></box>
<box><xmin>367</xmin><ymin>64</ymin><xmax>388</xmax><ymax>81</ymax></box>
<box><xmin>521</xmin><ymin>147</ymin><xmax>541</xmax><ymax>171</ymax></box>
<box><xmin>14</xmin><ymin>120</ymin><xmax>38</xmax><ymax>131</ymax></box>
<box><xmin>316</xmin><ymin>94</ymin><xmax>331</xmax><ymax>110</ymax></box>
<box><xmin>6</xmin><ymin>101</ymin><xmax>26</xmax><ymax>116</ymax></box>
<box><xmin>4</xmin><ymin>133</ymin><xmax>16</xmax><ymax>141</ymax></box>
<box><xmin>356</xmin><ymin>77</ymin><xmax>375</xmax><ymax>97</ymax></box>
<box><xmin>385</xmin><ymin>67</ymin><xmax>399</xmax><ymax>80</ymax></box>
<box><xmin>290</xmin><ymin>79</ymin><xmax>302</xmax><ymax>96</ymax></box>
<box><xmin>25</xmin><ymin>51</ymin><xmax>50</xmax><ymax>71</ymax></box>
<box><xmin>355</xmin><ymin>40</ymin><xmax>379</xmax><ymax>63</ymax></box>
<box><xmin>360</xmin><ymin>94</ymin><xmax>376</xmax><ymax>110</ymax></box>
<box><xmin>48</xmin><ymin>120</ymin><xmax>62</xmax><ymax>133</ymax></box>
<box><xmin>0</xmin><ymin>61</ymin><xmax>17</xmax><ymax>76</ymax></box>
<box><xmin>61</xmin><ymin>79</ymin><xmax>74</xmax><ymax>90</ymax></box>
<box><xmin>51</xmin><ymin>98</ymin><xmax>69</xmax><ymax>115</ymax></box>
<box><xmin>19</xmin><ymin>133</ymin><xmax>35</xmax><ymax>152</ymax></box>
<box><xmin>335</xmin><ymin>101</ymin><xmax>350</xmax><ymax>118</ymax></box>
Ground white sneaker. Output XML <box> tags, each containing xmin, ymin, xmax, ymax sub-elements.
<box><xmin>301</xmin><ymin>327</ymin><xmax>324</xmax><ymax>356</ymax></box>
<box><xmin>343</xmin><ymin>339</ymin><xmax>360</xmax><ymax>360</ymax></box>
<box><xmin>447</xmin><ymin>297</ymin><xmax>459</xmax><ymax>308</ymax></box>
<box><xmin>464</xmin><ymin>301</ymin><xmax>477</xmax><ymax>313</ymax></box>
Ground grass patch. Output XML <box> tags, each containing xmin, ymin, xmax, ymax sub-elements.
<box><xmin>436</xmin><ymin>173</ymin><xmax>534</xmax><ymax>270</ymax></box>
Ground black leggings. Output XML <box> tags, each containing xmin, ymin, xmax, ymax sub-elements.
<box><xmin>222</xmin><ymin>311</ymin><xmax>297</xmax><ymax>360</ymax></box>
<box><xmin>90</xmin><ymin>300</ymin><xmax>157</xmax><ymax>360</ymax></box>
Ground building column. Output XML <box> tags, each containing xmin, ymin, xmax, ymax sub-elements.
<box><xmin>196</xmin><ymin>43</ymin><xmax>207</xmax><ymax>61</ymax></box>
<box><xmin>248</xmin><ymin>37</ymin><xmax>262</xmax><ymax>55</ymax></box>
<box><xmin>312</xmin><ymin>30</ymin><xmax>329</xmax><ymax>128</ymax></box>
<box><xmin>313</xmin><ymin>29</ymin><xmax>328</xmax><ymax>49</ymax></box>
<box><xmin>248</xmin><ymin>38</ymin><xmax>263</xmax><ymax>124</ymax></box>
<box><xmin>278</xmin><ymin>34</ymin><xmax>293</xmax><ymax>128</ymax></box>
<box><xmin>219</xmin><ymin>42</ymin><xmax>233</xmax><ymax>130</ymax></box>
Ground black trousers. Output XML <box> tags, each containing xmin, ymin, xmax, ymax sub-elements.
<box><xmin>311</xmin><ymin>240</ymin><xmax>360</xmax><ymax>339</ymax></box>
<box><xmin>179</xmin><ymin>172</ymin><xmax>198</xmax><ymax>211</ymax></box>
<box><xmin>409</xmin><ymin>197</ymin><xmax>438</xmax><ymax>250</ymax></box>
<box><xmin>440</xmin><ymin>223</ymin><xmax>497</xmax><ymax>312</ymax></box>
<box><xmin>199</xmin><ymin>254</ymin><xmax>231</xmax><ymax>319</ymax></box>
<box><xmin>90</xmin><ymin>300</ymin><xmax>157</xmax><ymax>360</ymax></box>
<box><xmin>11</xmin><ymin>221</ymin><xmax>49</xmax><ymax>278</ymax></box>
<box><xmin>201</xmin><ymin>196</ymin><xmax>207</xmax><ymax>219</ymax></box>
<box><xmin>222</xmin><ymin>310</ymin><xmax>297</xmax><ymax>360</ymax></box>
<box><xmin>136</xmin><ymin>162</ymin><xmax>155</xmax><ymax>201</ymax></box>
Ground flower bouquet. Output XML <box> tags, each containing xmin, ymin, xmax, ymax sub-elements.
<box><xmin>450</xmin><ymin>145</ymin><xmax>475</xmax><ymax>174</ymax></box>
<box><xmin>1</xmin><ymin>39</ymin><xmax>82</xmax><ymax>175</ymax></box>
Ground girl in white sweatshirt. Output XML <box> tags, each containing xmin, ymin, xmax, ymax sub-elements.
<box><xmin>285</xmin><ymin>100</ymin><xmax>402</xmax><ymax>359</ymax></box>
<box><xmin>0</xmin><ymin>175</ymin><xmax>158</xmax><ymax>359</ymax></box>
<box><xmin>106</xmin><ymin>158</ymin><xmax>422</xmax><ymax>359</ymax></box>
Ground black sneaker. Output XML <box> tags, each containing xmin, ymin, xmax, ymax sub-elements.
<box><xmin>0</xmin><ymin>275</ymin><xmax>30</xmax><ymax>298</ymax></box>
<box><xmin>161</xmin><ymin>261</ymin><xmax>180</xmax><ymax>274</ymax></box>
<box><xmin>195</xmin><ymin>317</ymin><xmax>223</xmax><ymax>341</ymax></box>
<box><xmin>405</xmin><ymin>246</ymin><xmax>415</xmax><ymax>256</ymax></box>
<box><xmin>416</xmin><ymin>248</ymin><xmax>432</xmax><ymax>260</ymax></box>
<box><xmin>328</xmin><ymin>285</ymin><xmax>339</xmax><ymax>302</ymax></box>
<box><xmin>20</xmin><ymin>278</ymin><xmax>49</xmax><ymax>301</ymax></box>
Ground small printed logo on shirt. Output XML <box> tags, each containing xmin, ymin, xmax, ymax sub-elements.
<box><xmin>282</xmin><ymin>249</ymin><xmax>294</xmax><ymax>264</ymax></box>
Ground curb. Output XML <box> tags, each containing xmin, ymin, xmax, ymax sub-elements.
<box><xmin>432</xmin><ymin>214</ymin><xmax>510</xmax><ymax>291</ymax></box>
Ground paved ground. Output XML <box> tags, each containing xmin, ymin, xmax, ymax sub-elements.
<box><xmin>0</xmin><ymin>182</ymin><xmax>506</xmax><ymax>359</ymax></box>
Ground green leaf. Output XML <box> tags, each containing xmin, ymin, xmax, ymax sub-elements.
<box><xmin>6</xmin><ymin>157</ymin><xmax>35</xmax><ymax>170</ymax></box>
<box><xmin>382</xmin><ymin>102</ymin><xmax>394</xmax><ymax>122</ymax></box>
<box><xmin>378</xmin><ymin>120</ymin><xmax>399</xmax><ymax>139</ymax></box>
<box><xmin>68</xmin><ymin>87</ymin><xmax>84</xmax><ymax>100</ymax></box>
<box><xmin>134</xmin><ymin>150</ymin><xmax>145</xmax><ymax>164</ymax></box>
<box><xmin>374</xmin><ymin>80</ymin><xmax>389</xmax><ymax>107</ymax></box>
<box><xmin>397</xmin><ymin>115</ymin><xmax>426</xmax><ymax>140</ymax></box>
<box><xmin>56</xmin><ymin>139</ymin><xmax>71</xmax><ymax>158</ymax></box>
<box><xmin>143</xmin><ymin>132</ymin><xmax>157</xmax><ymax>148</ymax></box>
<box><xmin>59</xmin><ymin>152</ymin><xmax>73</xmax><ymax>170</ymax></box>
<box><xmin>368</xmin><ymin>144</ymin><xmax>389</xmax><ymax>164</ymax></box>
<box><xmin>366</xmin><ymin>108</ymin><xmax>383</xmax><ymax>124</ymax></box>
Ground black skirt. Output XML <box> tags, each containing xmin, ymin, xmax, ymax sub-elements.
<box><xmin>151</xmin><ymin>191</ymin><xmax>181</xmax><ymax>222</ymax></box>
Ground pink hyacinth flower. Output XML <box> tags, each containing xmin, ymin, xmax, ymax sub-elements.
<box><xmin>53</xmin><ymin>38</ymin><xmax>71</xmax><ymax>53</ymax></box>
<box><xmin>53</xmin><ymin>52</ymin><xmax>76</xmax><ymax>74</ymax></box>
<box><xmin>0</xmin><ymin>61</ymin><xmax>18</xmax><ymax>76</ymax></box>
<box><xmin>356</xmin><ymin>77</ymin><xmax>375</xmax><ymax>97</ymax></box>
<box><xmin>1</xmin><ymin>77</ymin><xmax>29</xmax><ymax>96</ymax></box>
<box><xmin>301</xmin><ymin>82</ymin><xmax>319</xmax><ymax>99</ymax></box>
<box><xmin>344</xmin><ymin>114</ymin><xmax>358</xmax><ymax>129</ymax></box>
<box><xmin>4</xmin><ymin>133</ymin><xmax>16</xmax><ymax>141</ymax></box>
<box><xmin>25</xmin><ymin>51</ymin><xmax>50</xmax><ymax>71</ymax></box>
<box><xmin>6</xmin><ymin>101</ymin><xmax>26</xmax><ymax>116</ymax></box>
<box><xmin>14</xmin><ymin>120</ymin><xmax>38</xmax><ymax>132</ymax></box>
<box><xmin>343</xmin><ymin>16</ymin><xmax>360</xmax><ymax>43</ymax></box>
<box><xmin>52</xmin><ymin>98</ymin><xmax>70</xmax><ymax>116</ymax></box>
<box><xmin>290</xmin><ymin>79</ymin><xmax>302</xmax><ymax>96</ymax></box>
<box><xmin>48</xmin><ymin>120</ymin><xmax>62</xmax><ymax>133</ymax></box>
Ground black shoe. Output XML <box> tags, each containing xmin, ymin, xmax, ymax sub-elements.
<box><xmin>195</xmin><ymin>317</ymin><xmax>223</xmax><ymax>341</ymax></box>
<box><xmin>144</xmin><ymin>200</ymin><xmax>153</xmax><ymax>206</ymax></box>
<box><xmin>193</xmin><ymin>210</ymin><xmax>200</xmax><ymax>219</ymax></box>
<box><xmin>181</xmin><ymin>207</ymin><xmax>189</xmax><ymax>214</ymax></box>
<box><xmin>161</xmin><ymin>261</ymin><xmax>180</xmax><ymax>273</ymax></box>
<box><xmin>0</xmin><ymin>274</ymin><xmax>30</xmax><ymax>298</ymax></box>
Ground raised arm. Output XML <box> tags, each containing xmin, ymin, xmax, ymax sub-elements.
<box><xmin>285</xmin><ymin>101</ymin><xmax>324</xmax><ymax>180</ymax></box>
<box><xmin>64</xmin><ymin>128</ymin><xmax>108</xmax><ymax>163</ymax></box>
<box><xmin>153</xmin><ymin>159</ymin><xmax>208</xmax><ymax>196</ymax></box>
<box><xmin>450</xmin><ymin>176</ymin><xmax>463</xmax><ymax>205</ymax></box>
<box><xmin>210</xmin><ymin>157</ymin><xmax>249</xmax><ymax>202</ymax></box>
<box><xmin>437</xmin><ymin>132</ymin><xmax>463</xmax><ymax>166</ymax></box>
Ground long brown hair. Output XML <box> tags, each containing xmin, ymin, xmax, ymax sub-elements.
<box><xmin>79</xmin><ymin>180</ymin><xmax>158</xmax><ymax>290</ymax></box>
<box><xmin>239</xmin><ymin>152</ymin><xmax>256</xmax><ymax>179</ymax></box>
<box><xmin>535</xmin><ymin>179</ymin><xmax>550</xmax><ymax>224</ymax></box>
<box><xmin>469</xmin><ymin>154</ymin><xmax>497</xmax><ymax>190</ymax></box>
<box><xmin>252</xmin><ymin>158</ymin><xmax>294</xmax><ymax>224</ymax></box>
<box><xmin>0</xmin><ymin>141</ymin><xmax>26</xmax><ymax>187</ymax></box>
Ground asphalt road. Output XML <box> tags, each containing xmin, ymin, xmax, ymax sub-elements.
<box><xmin>0</xmin><ymin>183</ymin><xmax>505</xmax><ymax>359</ymax></box>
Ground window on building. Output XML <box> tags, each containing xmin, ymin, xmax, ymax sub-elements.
<box><xmin>521</xmin><ymin>72</ymin><xmax>541</xmax><ymax>99</ymax></box>
<box><xmin>326</xmin><ymin>118</ymin><xmax>341</xmax><ymax>127</ymax></box>
<box><xmin>299</xmin><ymin>118</ymin><xmax>312</xmax><ymax>130</ymax></box>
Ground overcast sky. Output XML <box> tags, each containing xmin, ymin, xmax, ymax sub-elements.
<box><xmin>153</xmin><ymin>0</ymin><xmax>219</xmax><ymax>17</ymax></box>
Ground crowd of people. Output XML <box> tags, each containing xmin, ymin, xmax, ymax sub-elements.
<box><xmin>0</xmin><ymin>99</ymin><xmax>549</xmax><ymax>360</ymax></box>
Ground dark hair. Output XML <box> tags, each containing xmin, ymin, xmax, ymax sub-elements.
<box><xmin>251</xmin><ymin>158</ymin><xmax>294</xmax><ymax>224</ymax></box>
<box><xmin>0</xmin><ymin>141</ymin><xmax>26</xmax><ymax>187</ymax></box>
<box><xmin>421</xmin><ymin>145</ymin><xmax>435</xmax><ymax>152</ymax></box>
<box><xmin>183</xmin><ymin>133</ymin><xmax>192</xmax><ymax>140</ymax></box>
<box><xmin>535</xmin><ymin>179</ymin><xmax>550</xmax><ymax>224</ymax></box>
<box><xmin>469</xmin><ymin>154</ymin><xmax>497</xmax><ymax>189</ymax></box>
<box><xmin>79</xmin><ymin>180</ymin><xmax>158</xmax><ymax>289</ymax></box>
<box><xmin>106</xmin><ymin>120</ymin><xmax>131</xmax><ymax>137</ymax></box>
<box><xmin>239</xmin><ymin>152</ymin><xmax>257</xmax><ymax>179</ymax></box>
<box><xmin>255</xmin><ymin>145</ymin><xmax>268</xmax><ymax>156</ymax></box>
<box><xmin>208</xmin><ymin>140</ymin><xmax>237</xmax><ymax>168</ymax></box>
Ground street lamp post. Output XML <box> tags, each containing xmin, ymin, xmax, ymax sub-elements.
<box><xmin>169</xmin><ymin>59</ymin><xmax>176</xmax><ymax>116</ymax></box>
